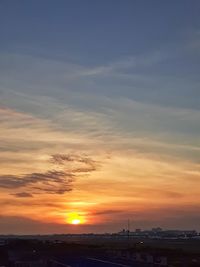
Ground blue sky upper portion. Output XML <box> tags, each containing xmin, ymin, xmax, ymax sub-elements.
<box><xmin>0</xmin><ymin>0</ymin><xmax>200</xmax><ymax>109</ymax></box>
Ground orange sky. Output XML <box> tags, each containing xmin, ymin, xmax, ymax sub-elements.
<box><xmin>0</xmin><ymin>105</ymin><xmax>200</xmax><ymax>234</ymax></box>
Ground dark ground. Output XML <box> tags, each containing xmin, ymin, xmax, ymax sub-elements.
<box><xmin>1</xmin><ymin>236</ymin><xmax>200</xmax><ymax>266</ymax></box>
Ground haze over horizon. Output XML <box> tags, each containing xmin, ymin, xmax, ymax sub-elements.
<box><xmin>0</xmin><ymin>0</ymin><xmax>200</xmax><ymax>234</ymax></box>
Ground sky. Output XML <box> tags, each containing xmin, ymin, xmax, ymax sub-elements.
<box><xmin>0</xmin><ymin>0</ymin><xmax>200</xmax><ymax>234</ymax></box>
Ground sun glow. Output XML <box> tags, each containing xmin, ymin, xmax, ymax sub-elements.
<box><xmin>67</xmin><ymin>212</ymin><xmax>83</xmax><ymax>225</ymax></box>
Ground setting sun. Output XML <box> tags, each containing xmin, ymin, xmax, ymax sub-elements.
<box><xmin>71</xmin><ymin>219</ymin><xmax>81</xmax><ymax>225</ymax></box>
<box><xmin>67</xmin><ymin>212</ymin><xmax>83</xmax><ymax>225</ymax></box>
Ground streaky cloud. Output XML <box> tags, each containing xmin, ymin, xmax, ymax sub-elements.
<box><xmin>0</xmin><ymin>153</ymin><xmax>98</xmax><ymax>196</ymax></box>
<box><xmin>11</xmin><ymin>192</ymin><xmax>33</xmax><ymax>198</ymax></box>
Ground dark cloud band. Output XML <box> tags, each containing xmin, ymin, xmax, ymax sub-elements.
<box><xmin>0</xmin><ymin>153</ymin><xmax>97</xmax><ymax>196</ymax></box>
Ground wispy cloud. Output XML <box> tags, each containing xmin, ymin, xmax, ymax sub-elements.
<box><xmin>0</xmin><ymin>170</ymin><xmax>73</xmax><ymax>193</ymax></box>
<box><xmin>11</xmin><ymin>192</ymin><xmax>33</xmax><ymax>198</ymax></box>
<box><xmin>50</xmin><ymin>154</ymin><xmax>98</xmax><ymax>173</ymax></box>
<box><xmin>0</xmin><ymin>153</ymin><xmax>98</xmax><ymax>196</ymax></box>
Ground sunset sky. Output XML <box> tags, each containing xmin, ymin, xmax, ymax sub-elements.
<box><xmin>0</xmin><ymin>0</ymin><xmax>200</xmax><ymax>234</ymax></box>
